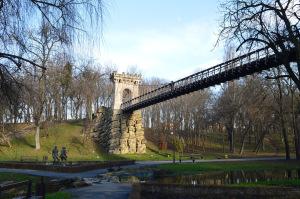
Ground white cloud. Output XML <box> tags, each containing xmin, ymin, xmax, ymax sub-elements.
<box><xmin>85</xmin><ymin>20</ymin><xmax>224</xmax><ymax>81</ymax></box>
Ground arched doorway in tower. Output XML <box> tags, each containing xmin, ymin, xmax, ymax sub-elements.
<box><xmin>122</xmin><ymin>88</ymin><xmax>132</xmax><ymax>104</ymax></box>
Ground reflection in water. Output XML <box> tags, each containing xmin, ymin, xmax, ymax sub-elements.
<box><xmin>152</xmin><ymin>170</ymin><xmax>300</xmax><ymax>185</ymax></box>
<box><xmin>127</xmin><ymin>170</ymin><xmax>300</xmax><ymax>199</ymax></box>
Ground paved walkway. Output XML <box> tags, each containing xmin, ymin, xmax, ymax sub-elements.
<box><xmin>0</xmin><ymin>167</ymin><xmax>108</xmax><ymax>178</ymax></box>
<box><xmin>136</xmin><ymin>156</ymin><xmax>285</xmax><ymax>166</ymax></box>
<box><xmin>0</xmin><ymin>157</ymin><xmax>284</xmax><ymax>178</ymax></box>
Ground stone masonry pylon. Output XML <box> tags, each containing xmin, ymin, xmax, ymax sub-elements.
<box><xmin>94</xmin><ymin>72</ymin><xmax>146</xmax><ymax>154</ymax></box>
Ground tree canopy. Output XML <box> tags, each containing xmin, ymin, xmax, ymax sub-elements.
<box><xmin>0</xmin><ymin>0</ymin><xmax>103</xmax><ymax>106</ymax></box>
<box><xmin>218</xmin><ymin>0</ymin><xmax>300</xmax><ymax>89</ymax></box>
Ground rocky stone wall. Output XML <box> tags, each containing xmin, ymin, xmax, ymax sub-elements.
<box><xmin>93</xmin><ymin>107</ymin><xmax>146</xmax><ymax>154</ymax></box>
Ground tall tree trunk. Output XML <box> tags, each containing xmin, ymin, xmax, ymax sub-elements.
<box><xmin>290</xmin><ymin>88</ymin><xmax>300</xmax><ymax>159</ymax></box>
<box><xmin>35</xmin><ymin>123</ymin><xmax>41</xmax><ymax>150</ymax></box>
<box><xmin>54</xmin><ymin>100</ymin><xmax>58</xmax><ymax>120</ymax></box>
<box><xmin>80</xmin><ymin>105</ymin><xmax>83</xmax><ymax>119</ymax></box>
<box><xmin>226</xmin><ymin>124</ymin><xmax>235</xmax><ymax>153</ymax></box>
<box><xmin>26</xmin><ymin>106</ymin><xmax>31</xmax><ymax>123</ymax></box>
<box><xmin>277</xmin><ymin>77</ymin><xmax>290</xmax><ymax>160</ymax></box>
<box><xmin>65</xmin><ymin>97</ymin><xmax>68</xmax><ymax>120</ymax></box>
<box><xmin>34</xmin><ymin>68</ymin><xmax>46</xmax><ymax>150</ymax></box>
<box><xmin>239</xmin><ymin>125</ymin><xmax>251</xmax><ymax>156</ymax></box>
<box><xmin>1</xmin><ymin>116</ymin><xmax>12</xmax><ymax>148</ymax></box>
<box><xmin>295</xmin><ymin>115</ymin><xmax>300</xmax><ymax>160</ymax></box>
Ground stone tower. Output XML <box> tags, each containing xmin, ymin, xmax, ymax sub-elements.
<box><xmin>94</xmin><ymin>72</ymin><xmax>146</xmax><ymax>154</ymax></box>
<box><xmin>111</xmin><ymin>72</ymin><xmax>141</xmax><ymax>110</ymax></box>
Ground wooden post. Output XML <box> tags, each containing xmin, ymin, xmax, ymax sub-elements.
<box><xmin>26</xmin><ymin>180</ymin><xmax>32</xmax><ymax>198</ymax></box>
<box><xmin>41</xmin><ymin>176</ymin><xmax>45</xmax><ymax>199</ymax></box>
<box><xmin>35</xmin><ymin>176</ymin><xmax>46</xmax><ymax>199</ymax></box>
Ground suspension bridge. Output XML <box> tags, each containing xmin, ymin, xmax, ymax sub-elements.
<box><xmin>121</xmin><ymin>47</ymin><xmax>298</xmax><ymax>113</ymax></box>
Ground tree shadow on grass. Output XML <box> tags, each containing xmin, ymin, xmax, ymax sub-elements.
<box><xmin>15</xmin><ymin>137</ymin><xmax>35</xmax><ymax>148</ymax></box>
<box><xmin>71</xmin><ymin>137</ymin><xmax>83</xmax><ymax>146</ymax></box>
<box><xmin>66</xmin><ymin>119</ymin><xmax>84</xmax><ymax>127</ymax></box>
<box><xmin>147</xmin><ymin>147</ymin><xmax>170</xmax><ymax>157</ymax></box>
<box><xmin>70</xmin><ymin>136</ymin><xmax>86</xmax><ymax>155</ymax></box>
<box><xmin>92</xmin><ymin>141</ymin><xmax>128</xmax><ymax>161</ymax></box>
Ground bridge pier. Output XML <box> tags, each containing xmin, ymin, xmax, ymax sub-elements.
<box><xmin>109</xmin><ymin>110</ymin><xmax>146</xmax><ymax>154</ymax></box>
<box><xmin>94</xmin><ymin>72</ymin><xmax>146</xmax><ymax>154</ymax></box>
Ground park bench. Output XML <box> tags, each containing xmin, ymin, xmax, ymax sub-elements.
<box><xmin>179</xmin><ymin>154</ymin><xmax>204</xmax><ymax>163</ymax></box>
<box><xmin>216</xmin><ymin>154</ymin><xmax>229</xmax><ymax>159</ymax></box>
<box><xmin>20</xmin><ymin>155</ymin><xmax>38</xmax><ymax>162</ymax></box>
<box><xmin>0</xmin><ymin>180</ymin><xmax>32</xmax><ymax>198</ymax></box>
<box><xmin>189</xmin><ymin>154</ymin><xmax>204</xmax><ymax>163</ymax></box>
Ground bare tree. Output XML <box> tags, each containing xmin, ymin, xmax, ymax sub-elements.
<box><xmin>0</xmin><ymin>0</ymin><xmax>104</xmax><ymax>105</ymax></box>
<box><xmin>218</xmin><ymin>0</ymin><xmax>300</xmax><ymax>89</ymax></box>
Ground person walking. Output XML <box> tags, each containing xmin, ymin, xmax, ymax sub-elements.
<box><xmin>52</xmin><ymin>146</ymin><xmax>59</xmax><ymax>164</ymax></box>
<box><xmin>60</xmin><ymin>146</ymin><xmax>68</xmax><ymax>163</ymax></box>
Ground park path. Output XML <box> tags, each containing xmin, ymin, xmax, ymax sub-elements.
<box><xmin>0</xmin><ymin>157</ymin><xmax>284</xmax><ymax>179</ymax></box>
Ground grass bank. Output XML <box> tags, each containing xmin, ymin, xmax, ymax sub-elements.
<box><xmin>0</xmin><ymin>120</ymin><xmax>287</xmax><ymax>162</ymax></box>
<box><xmin>46</xmin><ymin>191</ymin><xmax>71</xmax><ymax>199</ymax></box>
<box><xmin>157</xmin><ymin>160</ymin><xmax>300</xmax><ymax>174</ymax></box>
<box><xmin>0</xmin><ymin>121</ymin><xmax>173</xmax><ymax>161</ymax></box>
<box><xmin>236</xmin><ymin>179</ymin><xmax>300</xmax><ymax>187</ymax></box>
<box><xmin>156</xmin><ymin>160</ymin><xmax>300</xmax><ymax>187</ymax></box>
<box><xmin>0</xmin><ymin>172</ymin><xmax>41</xmax><ymax>183</ymax></box>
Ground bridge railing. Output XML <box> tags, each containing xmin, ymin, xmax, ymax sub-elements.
<box><xmin>121</xmin><ymin>47</ymin><xmax>276</xmax><ymax>111</ymax></box>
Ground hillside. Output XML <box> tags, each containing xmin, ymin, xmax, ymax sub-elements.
<box><xmin>0</xmin><ymin>121</ymin><xmax>99</xmax><ymax>161</ymax></box>
<box><xmin>0</xmin><ymin>120</ymin><xmax>286</xmax><ymax>161</ymax></box>
<box><xmin>0</xmin><ymin>121</ymin><xmax>173</xmax><ymax>161</ymax></box>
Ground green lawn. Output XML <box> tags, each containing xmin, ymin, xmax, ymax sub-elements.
<box><xmin>157</xmin><ymin>160</ymin><xmax>300</xmax><ymax>175</ymax></box>
<box><xmin>236</xmin><ymin>179</ymin><xmax>300</xmax><ymax>187</ymax></box>
<box><xmin>0</xmin><ymin>172</ymin><xmax>41</xmax><ymax>183</ymax></box>
<box><xmin>46</xmin><ymin>191</ymin><xmax>71</xmax><ymax>199</ymax></box>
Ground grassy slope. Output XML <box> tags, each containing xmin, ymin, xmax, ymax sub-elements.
<box><xmin>145</xmin><ymin>128</ymin><xmax>288</xmax><ymax>159</ymax></box>
<box><xmin>0</xmin><ymin>121</ymin><xmax>101</xmax><ymax>161</ymax></box>
<box><xmin>0</xmin><ymin>120</ymin><xmax>288</xmax><ymax>161</ymax></box>
<box><xmin>0</xmin><ymin>121</ymin><xmax>173</xmax><ymax>161</ymax></box>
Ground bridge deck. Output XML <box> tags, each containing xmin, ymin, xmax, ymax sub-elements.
<box><xmin>121</xmin><ymin>47</ymin><xmax>297</xmax><ymax>113</ymax></box>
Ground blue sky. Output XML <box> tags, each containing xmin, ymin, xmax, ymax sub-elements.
<box><xmin>88</xmin><ymin>0</ymin><xmax>225</xmax><ymax>81</ymax></box>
